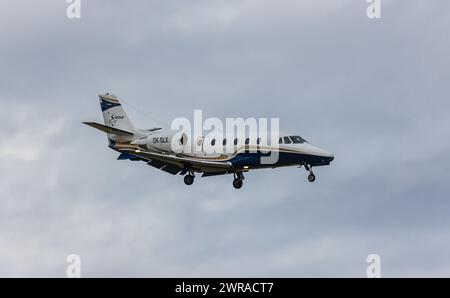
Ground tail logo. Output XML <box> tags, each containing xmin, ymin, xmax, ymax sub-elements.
<box><xmin>108</xmin><ymin>113</ymin><xmax>125</xmax><ymax>126</ymax></box>
<box><xmin>100</xmin><ymin>99</ymin><xmax>121</xmax><ymax>112</ymax></box>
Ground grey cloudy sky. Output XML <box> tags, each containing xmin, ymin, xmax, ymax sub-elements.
<box><xmin>1</xmin><ymin>0</ymin><xmax>450</xmax><ymax>277</ymax></box>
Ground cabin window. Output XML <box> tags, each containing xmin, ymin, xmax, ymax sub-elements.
<box><xmin>245</xmin><ymin>138</ymin><xmax>250</xmax><ymax>145</ymax></box>
<box><xmin>234</xmin><ymin>138</ymin><xmax>238</xmax><ymax>145</ymax></box>
<box><xmin>257</xmin><ymin>138</ymin><xmax>261</xmax><ymax>145</ymax></box>
<box><xmin>284</xmin><ymin>137</ymin><xmax>292</xmax><ymax>144</ymax></box>
<box><xmin>223</xmin><ymin>139</ymin><xmax>227</xmax><ymax>146</ymax></box>
<box><xmin>279</xmin><ymin>137</ymin><xmax>283</xmax><ymax>144</ymax></box>
<box><xmin>211</xmin><ymin>139</ymin><xmax>216</xmax><ymax>146</ymax></box>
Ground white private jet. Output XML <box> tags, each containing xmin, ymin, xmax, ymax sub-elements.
<box><xmin>84</xmin><ymin>93</ymin><xmax>334</xmax><ymax>189</ymax></box>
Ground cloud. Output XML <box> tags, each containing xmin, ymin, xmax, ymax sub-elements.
<box><xmin>0</xmin><ymin>0</ymin><xmax>450</xmax><ymax>277</ymax></box>
<box><xmin>0</xmin><ymin>104</ymin><xmax>66</xmax><ymax>162</ymax></box>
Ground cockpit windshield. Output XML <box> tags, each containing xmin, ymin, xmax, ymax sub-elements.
<box><xmin>289</xmin><ymin>135</ymin><xmax>308</xmax><ymax>144</ymax></box>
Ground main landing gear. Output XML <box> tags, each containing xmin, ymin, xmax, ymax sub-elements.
<box><xmin>233</xmin><ymin>172</ymin><xmax>245</xmax><ymax>189</ymax></box>
<box><xmin>304</xmin><ymin>164</ymin><xmax>316</xmax><ymax>183</ymax></box>
<box><xmin>184</xmin><ymin>172</ymin><xmax>195</xmax><ymax>185</ymax></box>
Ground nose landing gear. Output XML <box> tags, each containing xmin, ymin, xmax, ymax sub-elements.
<box><xmin>308</xmin><ymin>172</ymin><xmax>316</xmax><ymax>183</ymax></box>
<box><xmin>233</xmin><ymin>172</ymin><xmax>245</xmax><ymax>189</ymax></box>
<box><xmin>304</xmin><ymin>164</ymin><xmax>316</xmax><ymax>183</ymax></box>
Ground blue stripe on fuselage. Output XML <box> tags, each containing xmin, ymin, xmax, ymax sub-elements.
<box><xmin>229</xmin><ymin>151</ymin><xmax>333</xmax><ymax>168</ymax></box>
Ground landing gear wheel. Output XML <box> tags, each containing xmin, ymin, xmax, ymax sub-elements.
<box><xmin>184</xmin><ymin>174</ymin><xmax>194</xmax><ymax>185</ymax></box>
<box><xmin>308</xmin><ymin>173</ymin><xmax>316</xmax><ymax>183</ymax></box>
<box><xmin>232</xmin><ymin>172</ymin><xmax>244</xmax><ymax>189</ymax></box>
<box><xmin>233</xmin><ymin>179</ymin><xmax>243</xmax><ymax>189</ymax></box>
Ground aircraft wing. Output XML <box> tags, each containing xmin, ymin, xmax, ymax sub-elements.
<box><xmin>120</xmin><ymin>148</ymin><xmax>233</xmax><ymax>174</ymax></box>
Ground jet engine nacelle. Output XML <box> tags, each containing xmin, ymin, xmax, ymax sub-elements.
<box><xmin>140</xmin><ymin>131</ymin><xmax>189</xmax><ymax>153</ymax></box>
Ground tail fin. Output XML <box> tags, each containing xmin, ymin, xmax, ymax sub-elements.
<box><xmin>99</xmin><ymin>93</ymin><xmax>136</xmax><ymax>134</ymax></box>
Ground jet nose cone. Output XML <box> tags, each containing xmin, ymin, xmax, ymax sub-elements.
<box><xmin>323</xmin><ymin>150</ymin><xmax>334</xmax><ymax>164</ymax></box>
<box><xmin>305</xmin><ymin>144</ymin><xmax>334</xmax><ymax>165</ymax></box>
<box><xmin>315</xmin><ymin>147</ymin><xmax>333</xmax><ymax>158</ymax></box>
<box><xmin>327</xmin><ymin>154</ymin><xmax>334</xmax><ymax>163</ymax></box>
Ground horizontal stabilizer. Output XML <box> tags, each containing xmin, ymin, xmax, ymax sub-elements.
<box><xmin>83</xmin><ymin>122</ymin><xmax>134</xmax><ymax>136</ymax></box>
